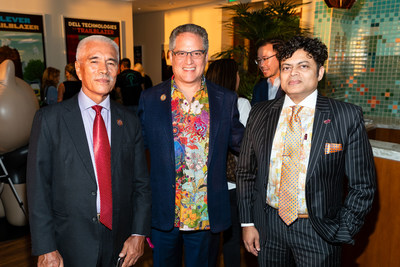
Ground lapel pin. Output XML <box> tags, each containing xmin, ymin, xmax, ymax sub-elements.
<box><xmin>160</xmin><ymin>94</ymin><xmax>166</xmax><ymax>101</ymax></box>
<box><xmin>117</xmin><ymin>119</ymin><xmax>123</xmax><ymax>126</ymax></box>
<box><xmin>324</xmin><ymin>119</ymin><xmax>331</xmax><ymax>124</ymax></box>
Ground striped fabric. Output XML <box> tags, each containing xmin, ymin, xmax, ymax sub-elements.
<box><xmin>236</xmin><ymin>94</ymin><xmax>376</xmax><ymax>265</ymax></box>
<box><xmin>258</xmin><ymin>205</ymin><xmax>341</xmax><ymax>266</ymax></box>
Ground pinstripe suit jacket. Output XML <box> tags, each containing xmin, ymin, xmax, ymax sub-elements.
<box><xmin>237</xmin><ymin>94</ymin><xmax>376</xmax><ymax>244</ymax></box>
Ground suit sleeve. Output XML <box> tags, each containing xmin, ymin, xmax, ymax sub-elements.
<box><xmin>229</xmin><ymin>93</ymin><xmax>245</xmax><ymax>154</ymax></box>
<box><xmin>137</xmin><ymin>91</ymin><xmax>147</xmax><ymax>148</ymax></box>
<box><xmin>336</xmin><ymin>106</ymin><xmax>376</xmax><ymax>242</ymax></box>
<box><xmin>26</xmin><ymin>110</ymin><xmax>58</xmax><ymax>256</ymax></box>
<box><xmin>130</xmin><ymin>115</ymin><xmax>152</xmax><ymax>236</ymax></box>
<box><xmin>236</xmin><ymin>108</ymin><xmax>258</xmax><ymax>224</ymax></box>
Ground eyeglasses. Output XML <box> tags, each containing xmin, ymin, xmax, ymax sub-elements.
<box><xmin>171</xmin><ymin>50</ymin><xmax>206</xmax><ymax>59</ymax></box>
<box><xmin>255</xmin><ymin>54</ymin><xmax>276</xmax><ymax>65</ymax></box>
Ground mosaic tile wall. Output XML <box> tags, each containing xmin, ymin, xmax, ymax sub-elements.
<box><xmin>314</xmin><ymin>0</ymin><xmax>400</xmax><ymax>125</ymax></box>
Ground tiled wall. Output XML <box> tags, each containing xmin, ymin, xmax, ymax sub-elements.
<box><xmin>314</xmin><ymin>0</ymin><xmax>400</xmax><ymax>125</ymax></box>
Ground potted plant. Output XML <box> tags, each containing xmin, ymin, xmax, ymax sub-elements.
<box><xmin>215</xmin><ymin>0</ymin><xmax>310</xmax><ymax>99</ymax></box>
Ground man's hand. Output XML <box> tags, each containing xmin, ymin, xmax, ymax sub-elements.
<box><xmin>242</xmin><ymin>226</ymin><xmax>260</xmax><ymax>256</ymax></box>
<box><xmin>119</xmin><ymin>235</ymin><xmax>145</xmax><ymax>266</ymax></box>
<box><xmin>37</xmin><ymin>250</ymin><xmax>64</xmax><ymax>267</ymax></box>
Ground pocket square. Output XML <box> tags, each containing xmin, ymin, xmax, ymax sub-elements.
<box><xmin>325</xmin><ymin>143</ymin><xmax>343</xmax><ymax>154</ymax></box>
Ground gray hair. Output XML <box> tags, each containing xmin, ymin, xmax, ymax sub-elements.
<box><xmin>76</xmin><ymin>35</ymin><xmax>120</xmax><ymax>62</ymax></box>
<box><xmin>169</xmin><ymin>24</ymin><xmax>209</xmax><ymax>52</ymax></box>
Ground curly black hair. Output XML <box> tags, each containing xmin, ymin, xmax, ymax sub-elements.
<box><xmin>276</xmin><ymin>36</ymin><xmax>328</xmax><ymax>70</ymax></box>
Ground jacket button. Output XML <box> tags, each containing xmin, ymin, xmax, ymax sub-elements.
<box><xmin>92</xmin><ymin>217</ymin><xmax>97</xmax><ymax>222</ymax></box>
<box><xmin>172</xmin><ymin>185</ymin><xmax>175</xmax><ymax>188</ymax></box>
<box><xmin>91</xmin><ymin>191</ymin><xmax>96</xmax><ymax>196</ymax></box>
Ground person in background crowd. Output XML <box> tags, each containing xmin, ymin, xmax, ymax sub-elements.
<box><xmin>41</xmin><ymin>67</ymin><xmax>60</xmax><ymax>105</ymax></box>
<box><xmin>27</xmin><ymin>35</ymin><xmax>151</xmax><ymax>267</ymax></box>
<box><xmin>133</xmin><ymin>62</ymin><xmax>153</xmax><ymax>89</ymax></box>
<box><xmin>237</xmin><ymin>36</ymin><xmax>376</xmax><ymax>266</ymax></box>
<box><xmin>206</xmin><ymin>58</ymin><xmax>250</xmax><ymax>267</ymax></box>
<box><xmin>251</xmin><ymin>39</ymin><xmax>285</xmax><ymax>106</ymax></box>
<box><xmin>57</xmin><ymin>62</ymin><xmax>82</xmax><ymax>102</ymax></box>
<box><xmin>115</xmin><ymin>58</ymin><xmax>144</xmax><ymax>113</ymax></box>
<box><xmin>138</xmin><ymin>24</ymin><xmax>244</xmax><ymax>267</ymax></box>
<box><xmin>0</xmin><ymin>45</ymin><xmax>23</xmax><ymax>79</ymax></box>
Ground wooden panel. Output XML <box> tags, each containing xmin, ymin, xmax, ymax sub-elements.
<box><xmin>368</xmin><ymin>128</ymin><xmax>400</xmax><ymax>144</ymax></box>
<box><xmin>342</xmin><ymin>157</ymin><xmax>400</xmax><ymax>266</ymax></box>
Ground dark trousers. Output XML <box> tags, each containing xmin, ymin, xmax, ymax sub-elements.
<box><xmin>96</xmin><ymin>223</ymin><xmax>114</xmax><ymax>267</ymax></box>
<box><xmin>208</xmin><ymin>188</ymin><xmax>241</xmax><ymax>267</ymax></box>
<box><xmin>152</xmin><ymin>227</ymin><xmax>212</xmax><ymax>267</ymax></box>
<box><xmin>258</xmin><ymin>205</ymin><xmax>341</xmax><ymax>267</ymax></box>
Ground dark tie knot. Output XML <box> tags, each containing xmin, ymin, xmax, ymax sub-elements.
<box><xmin>92</xmin><ymin>105</ymin><xmax>103</xmax><ymax>115</ymax></box>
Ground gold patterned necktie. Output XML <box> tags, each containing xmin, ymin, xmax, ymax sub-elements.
<box><xmin>279</xmin><ymin>105</ymin><xmax>303</xmax><ymax>225</ymax></box>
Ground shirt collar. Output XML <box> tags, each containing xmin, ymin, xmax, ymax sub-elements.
<box><xmin>268</xmin><ymin>77</ymin><xmax>280</xmax><ymax>88</ymax></box>
<box><xmin>78</xmin><ymin>90</ymin><xmax>111</xmax><ymax>112</ymax></box>
<box><xmin>283</xmin><ymin>89</ymin><xmax>318</xmax><ymax>109</ymax></box>
<box><xmin>171</xmin><ymin>75</ymin><xmax>207</xmax><ymax>96</ymax></box>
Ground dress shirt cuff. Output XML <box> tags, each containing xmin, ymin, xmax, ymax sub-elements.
<box><xmin>241</xmin><ymin>223</ymin><xmax>255</xmax><ymax>227</ymax></box>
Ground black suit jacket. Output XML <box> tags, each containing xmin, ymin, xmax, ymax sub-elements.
<box><xmin>27</xmin><ymin>95</ymin><xmax>151</xmax><ymax>266</ymax></box>
<box><xmin>138</xmin><ymin>79</ymin><xmax>244</xmax><ymax>233</ymax></box>
<box><xmin>237</xmin><ymin>94</ymin><xmax>376</xmax><ymax>244</ymax></box>
<box><xmin>251</xmin><ymin>78</ymin><xmax>285</xmax><ymax>106</ymax></box>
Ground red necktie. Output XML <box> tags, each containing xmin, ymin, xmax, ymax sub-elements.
<box><xmin>279</xmin><ymin>105</ymin><xmax>303</xmax><ymax>225</ymax></box>
<box><xmin>92</xmin><ymin>105</ymin><xmax>112</xmax><ymax>230</ymax></box>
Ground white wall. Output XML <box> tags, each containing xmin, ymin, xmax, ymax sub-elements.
<box><xmin>133</xmin><ymin>11</ymin><xmax>165</xmax><ymax>86</ymax></box>
<box><xmin>133</xmin><ymin>3</ymin><xmax>227</xmax><ymax>85</ymax></box>
<box><xmin>0</xmin><ymin>0</ymin><xmax>134</xmax><ymax>80</ymax></box>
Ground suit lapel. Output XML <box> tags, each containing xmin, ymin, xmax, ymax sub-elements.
<box><xmin>158</xmin><ymin>84</ymin><xmax>175</xmax><ymax>164</ymax></box>
<box><xmin>275</xmin><ymin>86</ymin><xmax>285</xmax><ymax>99</ymax></box>
<box><xmin>263</xmin><ymin>98</ymin><xmax>284</xmax><ymax>173</ymax></box>
<box><xmin>63</xmin><ymin>97</ymin><xmax>96</xmax><ymax>182</ymax></box>
<box><xmin>110</xmin><ymin>102</ymin><xmax>124</xmax><ymax>177</ymax></box>
<box><xmin>306</xmin><ymin>95</ymin><xmax>331</xmax><ymax>181</ymax></box>
<box><xmin>207</xmin><ymin>83</ymin><xmax>224</xmax><ymax>167</ymax></box>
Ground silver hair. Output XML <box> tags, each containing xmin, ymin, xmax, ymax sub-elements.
<box><xmin>76</xmin><ymin>35</ymin><xmax>120</xmax><ymax>62</ymax></box>
<box><xmin>169</xmin><ymin>24</ymin><xmax>209</xmax><ymax>52</ymax></box>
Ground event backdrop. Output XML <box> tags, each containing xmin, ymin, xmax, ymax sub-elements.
<box><xmin>0</xmin><ymin>11</ymin><xmax>46</xmax><ymax>83</ymax></box>
<box><xmin>64</xmin><ymin>17</ymin><xmax>120</xmax><ymax>64</ymax></box>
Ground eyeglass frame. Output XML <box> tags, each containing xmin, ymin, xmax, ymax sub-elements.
<box><xmin>255</xmin><ymin>54</ymin><xmax>277</xmax><ymax>65</ymax></box>
<box><xmin>171</xmin><ymin>50</ymin><xmax>207</xmax><ymax>59</ymax></box>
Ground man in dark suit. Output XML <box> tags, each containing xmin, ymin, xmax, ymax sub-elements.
<box><xmin>138</xmin><ymin>24</ymin><xmax>244</xmax><ymax>266</ymax></box>
<box><xmin>27</xmin><ymin>35</ymin><xmax>151</xmax><ymax>267</ymax></box>
<box><xmin>237</xmin><ymin>36</ymin><xmax>376</xmax><ymax>266</ymax></box>
<box><xmin>251</xmin><ymin>39</ymin><xmax>285</xmax><ymax>106</ymax></box>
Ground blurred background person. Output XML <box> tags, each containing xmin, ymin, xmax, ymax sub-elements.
<box><xmin>57</xmin><ymin>63</ymin><xmax>82</xmax><ymax>102</ymax></box>
<box><xmin>41</xmin><ymin>67</ymin><xmax>60</xmax><ymax>106</ymax></box>
<box><xmin>0</xmin><ymin>46</ymin><xmax>23</xmax><ymax>79</ymax></box>
<box><xmin>161</xmin><ymin>49</ymin><xmax>173</xmax><ymax>81</ymax></box>
<box><xmin>205</xmin><ymin>58</ymin><xmax>250</xmax><ymax>267</ymax></box>
<box><xmin>133</xmin><ymin>62</ymin><xmax>153</xmax><ymax>89</ymax></box>
<box><xmin>115</xmin><ymin>58</ymin><xmax>143</xmax><ymax>113</ymax></box>
<box><xmin>251</xmin><ymin>39</ymin><xmax>285</xmax><ymax>106</ymax></box>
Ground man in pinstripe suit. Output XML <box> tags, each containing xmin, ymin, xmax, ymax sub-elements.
<box><xmin>237</xmin><ymin>36</ymin><xmax>376</xmax><ymax>266</ymax></box>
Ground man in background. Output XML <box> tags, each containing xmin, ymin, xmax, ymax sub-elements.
<box><xmin>27</xmin><ymin>35</ymin><xmax>151</xmax><ymax>267</ymax></box>
<box><xmin>251</xmin><ymin>39</ymin><xmax>285</xmax><ymax>106</ymax></box>
<box><xmin>237</xmin><ymin>36</ymin><xmax>376</xmax><ymax>266</ymax></box>
<box><xmin>115</xmin><ymin>58</ymin><xmax>144</xmax><ymax>113</ymax></box>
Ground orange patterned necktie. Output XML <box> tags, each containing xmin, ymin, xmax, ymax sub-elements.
<box><xmin>92</xmin><ymin>105</ymin><xmax>112</xmax><ymax>230</ymax></box>
<box><xmin>279</xmin><ymin>105</ymin><xmax>303</xmax><ymax>225</ymax></box>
